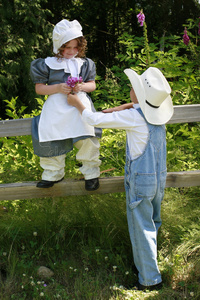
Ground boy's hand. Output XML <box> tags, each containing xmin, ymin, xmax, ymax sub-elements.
<box><xmin>67</xmin><ymin>94</ymin><xmax>86</xmax><ymax>114</ymax></box>
<box><xmin>102</xmin><ymin>107</ymin><xmax>119</xmax><ymax>113</ymax></box>
<box><xmin>102</xmin><ymin>103</ymin><xmax>133</xmax><ymax>113</ymax></box>
<box><xmin>67</xmin><ymin>93</ymin><xmax>80</xmax><ymax>106</ymax></box>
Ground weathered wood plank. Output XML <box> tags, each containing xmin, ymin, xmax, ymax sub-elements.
<box><xmin>0</xmin><ymin>118</ymin><xmax>32</xmax><ymax>137</ymax></box>
<box><xmin>0</xmin><ymin>171</ymin><xmax>200</xmax><ymax>201</ymax></box>
<box><xmin>168</xmin><ymin>104</ymin><xmax>200</xmax><ymax>124</ymax></box>
<box><xmin>0</xmin><ymin>177</ymin><xmax>125</xmax><ymax>201</ymax></box>
<box><xmin>165</xmin><ymin>170</ymin><xmax>200</xmax><ymax>188</ymax></box>
<box><xmin>0</xmin><ymin>105</ymin><xmax>200</xmax><ymax>137</ymax></box>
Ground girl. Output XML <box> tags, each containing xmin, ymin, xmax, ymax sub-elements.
<box><xmin>30</xmin><ymin>19</ymin><xmax>101</xmax><ymax>190</ymax></box>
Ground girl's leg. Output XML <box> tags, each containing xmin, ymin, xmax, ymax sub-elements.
<box><xmin>40</xmin><ymin>154</ymin><xmax>66</xmax><ymax>181</ymax></box>
<box><xmin>74</xmin><ymin>137</ymin><xmax>101</xmax><ymax>180</ymax></box>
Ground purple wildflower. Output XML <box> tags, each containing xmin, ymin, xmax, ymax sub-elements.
<box><xmin>183</xmin><ymin>27</ymin><xmax>190</xmax><ymax>45</ymax></box>
<box><xmin>137</xmin><ymin>11</ymin><xmax>145</xmax><ymax>27</ymax></box>
<box><xmin>66</xmin><ymin>76</ymin><xmax>83</xmax><ymax>88</ymax></box>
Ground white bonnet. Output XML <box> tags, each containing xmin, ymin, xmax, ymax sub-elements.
<box><xmin>53</xmin><ymin>19</ymin><xmax>83</xmax><ymax>54</ymax></box>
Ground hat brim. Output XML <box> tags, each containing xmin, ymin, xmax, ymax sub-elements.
<box><xmin>124</xmin><ymin>68</ymin><xmax>174</xmax><ymax>125</ymax></box>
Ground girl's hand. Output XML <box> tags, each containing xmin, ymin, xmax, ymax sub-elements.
<box><xmin>58</xmin><ymin>83</ymin><xmax>72</xmax><ymax>94</ymax></box>
<box><xmin>73</xmin><ymin>81</ymin><xmax>96</xmax><ymax>93</ymax></box>
<box><xmin>73</xmin><ymin>83</ymin><xmax>83</xmax><ymax>93</ymax></box>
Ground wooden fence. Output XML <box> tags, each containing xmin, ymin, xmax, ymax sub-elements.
<box><xmin>0</xmin><ymin>104</ymin><xmax>200</xmax><ymax>201</ymax></box>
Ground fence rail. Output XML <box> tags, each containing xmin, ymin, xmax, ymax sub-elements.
<box><xmin>0</xmin><ymin>171</ymin><xmax>200</xmax><ymax>201</ymax></box>
<box><xmin>1</xmin><ymin>104</ymin><xmax>200</xmax><ymax>138</ymax></box>
<box><xmin>0</xmin><ymin>104</ymin><xmax>200</xmax><ymax>201</ymax></box>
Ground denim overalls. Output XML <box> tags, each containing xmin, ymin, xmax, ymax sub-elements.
<box><xmin>124</xmin><ymin>108</ymin><xmax>167</xmax><ymax>286</ymax></box>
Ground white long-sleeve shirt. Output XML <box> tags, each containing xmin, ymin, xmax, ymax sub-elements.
<box><xmin>82</xmin><ymin>104</ymin><xmax>149</xmax><ymax>160</ymax></box>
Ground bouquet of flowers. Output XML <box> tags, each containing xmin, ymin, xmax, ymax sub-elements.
<box><xmin>66</xmin><ymin>76</ymin><xmax>83</xmax><ymax>93</ymax></box>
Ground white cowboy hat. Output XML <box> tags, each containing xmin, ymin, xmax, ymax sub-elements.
<box><xmin>53</xmin><ymin>19</ymin><xmax>83</xmax><ymax>54</ymax></box>
<box><xmin>124</xmin><ymin>67</ymin><xmax>174</xmax><ymax>125</ymax></box>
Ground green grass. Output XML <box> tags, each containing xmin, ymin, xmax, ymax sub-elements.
<box><xmin>0</xmin><ymin>187</ymin><xmax>200</xmax><ymax>299</ymax></box>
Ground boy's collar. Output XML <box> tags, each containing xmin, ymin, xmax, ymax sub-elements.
<box><xmin>133</xmin><ymin>103</ymin><xmax>140</xmax><ymax>109</ymax></box>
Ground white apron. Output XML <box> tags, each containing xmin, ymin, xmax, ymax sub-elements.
<box><xmin>38</xmin><ymin>56</ymin><xmax>95</xmax><ymax>142</ymax></box>
<box><xmin>38</xmin><ymin>92</ymin><xmax>95</xmax><ymax>142</ymax></box>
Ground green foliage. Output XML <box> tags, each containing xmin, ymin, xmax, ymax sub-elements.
<box><xmin>0</xmin><ymin>97</ymin><xmax>44</xmax><ymax>183</ymax></box>
<box><xmin>167</xmin><ymin>123</ymin><xmax>200</xmax><ymax>172</ymax></box>
<box><xmin>92</xmin><ymin>68</ymin><xmax>129</xmax><ymax>111</ymax></box>
<box><xmin>4</xmin><ymin>97</ymin><xmax>27</xmax><ymax>120</ymax></box>
<box><xmin>0</xmin><ymin>0</ymin><xmax>53</xmax><ymax>118</ymax></box>
<box><xmin>116</xmin><ymin>18</ymin><xmax>200</xmax><ymax>105</ymax></box>
<box><xmin>100</xmin><ymin>129</ymin><xmax>126</xmax><ymax>176</ymax></box>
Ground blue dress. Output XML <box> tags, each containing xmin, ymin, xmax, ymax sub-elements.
<box><xmin>30</xmin><ymin>57</ymin><xmax>102</xmax><ymax>157</ymax></box>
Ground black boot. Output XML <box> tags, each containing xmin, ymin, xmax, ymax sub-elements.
<box><xmin>85</xmin><ymin>178</ymin><xmax>99</xmax><ymax>191</ymax></box>
<box><xmin>36</xmin><ymin>177</ymin><xmax>64</xmax><ymax>188</ymax></box>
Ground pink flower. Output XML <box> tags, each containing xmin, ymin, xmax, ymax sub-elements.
<box><xmin>137</xmin><ymin>11</ymin><xmax>145</xmax><ymax>27</ymax></box>
<box><xmin>183</xmin><ymin>27</ymin><xmax>190</xmax><ymax>45</ymax></box>
<box><xmin>66</xmin><ymin>76</ymin><xmax>83</xmax><ymax>88</ymax></box>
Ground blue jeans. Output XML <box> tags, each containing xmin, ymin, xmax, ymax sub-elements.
<box><xmin>125</xmin><ymin>157</ymin><xmax>166</xmax><ymax>286</ymax></box>
<box><xmin>124</xmin><ymin>107</ymin><xmax>167</xmax><ymax>286</ymax></box>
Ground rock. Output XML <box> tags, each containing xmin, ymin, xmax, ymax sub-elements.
<box><xmin>37</xmin><ymin>266</ymin><xmax>54</xmax><ymax>279</ymax></box>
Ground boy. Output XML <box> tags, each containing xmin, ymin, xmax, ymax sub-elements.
<box><xmin>67</xmin><ymin>67</ymin><xmax>173</xmax><ymax>290</ymax></box>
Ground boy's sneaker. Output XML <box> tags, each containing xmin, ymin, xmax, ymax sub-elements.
<box><xmin>134</xmin><ymin>281</ymin><xmax>163</xmax><ymax>291</ymax></box>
